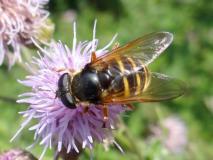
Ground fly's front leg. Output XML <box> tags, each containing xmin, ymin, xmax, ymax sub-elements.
<box><xmin>83</xmin><ymin>106</ymin><xmax>89</xmax><ymax>113</ymax></box>
<box><xmin>54</xmin><ymin>67</ymin><xmax>74</xmax><ymax>74</ymax></box>
<box><xmin>91</xmin><ymin>51</ymin><xmax>97</xmax><ymax>63</ymax></box>
<box><xmin>79</xmin><ymin>102</ymin><xmax>90</xmax><ymax>113</ymax></box>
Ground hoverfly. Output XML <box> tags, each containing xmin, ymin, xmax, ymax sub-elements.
<box><xmin>57</xmin><ymin>32</ymin><xmax>186</xmax><ymax>121</ymax></box>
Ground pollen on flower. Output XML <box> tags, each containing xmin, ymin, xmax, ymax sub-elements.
<box><xmin>0</xmin><ymin>0</ymin><xmax>53</xmax><ymax>67</ymax></box>
<box><xmin>12</xmin><ymin>22</ymin><xmax>123</xmax><ymax>159</ymax></box>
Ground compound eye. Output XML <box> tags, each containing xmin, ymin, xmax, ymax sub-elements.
<box><xmin>61</xmin><ymin>92</ymin><xmax>76</xmax><ymax>109</ymax></box>
<box><xmin>58</xmin><ymin>73</ymin><xmax>70</xmax><ymax>90</ymax></box>
<box><xmin>57</xmin><ymin>73</ymin><xmax>76</xmax><ymax>109</ymax></box>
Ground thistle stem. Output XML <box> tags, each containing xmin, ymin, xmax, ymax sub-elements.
<box><xmin>0</xmin><ymin>95</ymin><xmax>16</xmax><ymax>104</ymax></box>
<box><xmin>118</xmin><ymin>119</ymin><xmax>144</xmax><ymax>160</ymax></box>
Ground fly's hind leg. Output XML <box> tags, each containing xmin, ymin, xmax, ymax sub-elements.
<box><xmin>125</xmin><ymin>104</ymin><xmax>135</xmax><ymax>110</ymax></box>
<box><xmin>102</xmin><ymin>105</ymin><xmax>109</xmax><ymax>128</ymax></box>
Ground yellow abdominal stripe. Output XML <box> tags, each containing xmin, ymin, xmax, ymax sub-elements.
<box><xmin>116</xmin><ymin>57</ymin><xmax>130</xmax><ymax>97</ymax></box>
<box><xmin>127</xmin><ymin>57</ymin><xmax>142</xmax><ymax>95</ymax></box>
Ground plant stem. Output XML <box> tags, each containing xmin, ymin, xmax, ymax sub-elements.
<box><xmin>0</xmin><ymin>95</ymin><xmax>17</xmax><ymax>104</ymax></box>
<box><xmin>118</xmin><ymin>119</ymin><xmax>144</xmax><ymax>160</ymax></box>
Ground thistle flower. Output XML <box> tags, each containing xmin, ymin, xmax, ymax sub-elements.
<box><xmin>11</xmin><ymin>22</ymin><xmax>124</xmax><ymax>159</ymax></box>
<box><xmin>0</xmin><ymin>148</ymin><xmax>37</xmax><ymax>160</ymax></box>
<box><xmin>150</xmin><ymin>116</ymin><xmax>188</xmax><ymax>154</ymax></box>
<box><xmin>0</xmin><ymin>0</ymin><xmax>54</xmax><ymax>67</ymax></box>
<box><xmin>62</xmin><ymin>10</ymin><xmax>77</xmax><ymax>24</ymax></box>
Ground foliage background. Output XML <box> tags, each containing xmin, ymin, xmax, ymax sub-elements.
<box><xmin>0</xmin><ymin>0</ymin><xmax>212</xmax><ymax>159</ymax></box>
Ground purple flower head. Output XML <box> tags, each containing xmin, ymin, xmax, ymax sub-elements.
<box><xmin>150</xmin><ymin>116</ymin><xmax>188</xmax><ymax>154</ymax></box>
<box><xmin>0</xmin><ymin>0</ymin><xmax>53</xmax><ymax>67</ymax></box>
<box><xmin>12</xmin><ymin>22</ymin><xmax>124</xmax><ymax>159</ymax></box>
<box><xmin>0</xmin><ymin>148</ymin><xmax>37</xmax><ymax>160</ymax></box>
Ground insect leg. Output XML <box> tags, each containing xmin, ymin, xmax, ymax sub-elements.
<box><xmin>102</xmin><ymin>105</ymin><xmax>109</xmax><ymax>128</ymax></box>
<box><xmin>125</xmin><ymin>104</ymin><xmax>135</xmax><ymax>110</ymax></box>
<box><xmin>83</xmin><ymin>106</ymin><xmax>89</xmax><ymax>113</ymax></box>
<box><xmin>91</xmin><ymin>51</ymin><xmax>97</xmax><ymax>62</ymax></box>
<box><xmin>112</xmin><ymin>42</ymin><xmax>120</xmax><ymax>50</ymax></box>
<box><xmin>54</xmin><ymin>68</ymin><xmax>74</xmax><ymax>74</ymax></box>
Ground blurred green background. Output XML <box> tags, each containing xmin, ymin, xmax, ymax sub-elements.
<box><xmin>0</xmin><ymin>0</ymin><xmax>212</xmax><ymax>159</ymax></box>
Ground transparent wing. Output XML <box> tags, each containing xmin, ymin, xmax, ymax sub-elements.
<box><xmin>103</xmin><ymin>72</ymin><xmax>186</xmax><ymax>104</ymax></box>
<box><xmin>137</xmin><ymin>72</ymin><xmax>186</xmax><ymax>102</ymax></box>
<box><xmin>91</xmin><ymin>32</ymin><xmax>173</xmax><ymax>69</ymax></box>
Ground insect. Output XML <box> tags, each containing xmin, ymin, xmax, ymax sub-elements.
<box><xmin>57</xmin><ymin>32</ymin><xmax>186</xmax><ymax>121</ymax></box>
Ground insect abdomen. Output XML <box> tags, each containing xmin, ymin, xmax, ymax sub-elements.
<box><xmin>106</xmin><ymin>56</ymin><xmax>150</xmax><ymax>98</ymax></box>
